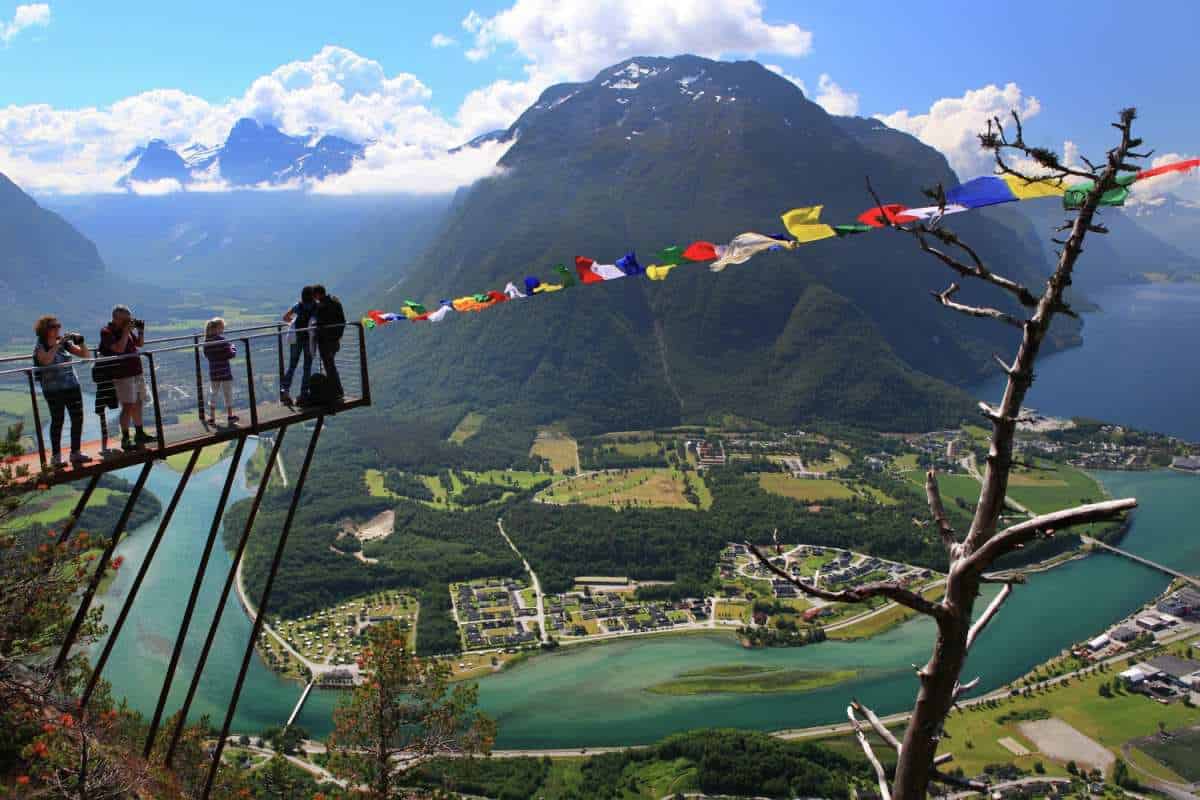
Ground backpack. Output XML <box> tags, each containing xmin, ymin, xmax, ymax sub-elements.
<box><xmin>307</xmin><ymin>372</ymin><xmax>338</xmax><ymax>406</ymax></box>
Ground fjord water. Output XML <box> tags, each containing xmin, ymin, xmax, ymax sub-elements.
<box><xmin>975</xmin><ymin>282</ymin><xmax>1200</xmax><ymax>441</ymax></box>
<box><xmin>90</xmin><ymin>284</ymin><xmax>1199</xmax><ymax>745</ymax></box>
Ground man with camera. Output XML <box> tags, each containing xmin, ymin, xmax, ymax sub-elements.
<box><xmin>99</xmin><ymin>305</ymin><xmax>153</xmax><ymax>451</ymax></box>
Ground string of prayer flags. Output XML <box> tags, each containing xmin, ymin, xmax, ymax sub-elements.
<box><xmin>366</xmin><ymin>155</ymin><xmax>1196</xmax><ymax>334</ymax></box>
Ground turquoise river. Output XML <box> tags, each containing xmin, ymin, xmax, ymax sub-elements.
<box><xmin>87</xmin><ymin>285</ymin><xmax>1199</xmax><ymax>748</ymax></box>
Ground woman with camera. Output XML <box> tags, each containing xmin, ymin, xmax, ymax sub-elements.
<box><xmin>99</xmin><ymin>305</ymin><xmax>152</xmax><ymax>452</ymax></box>
<box><xmin>33</xmin><ymin>315</ymin><xmax>92</xmax><ymax>468</ymax></box>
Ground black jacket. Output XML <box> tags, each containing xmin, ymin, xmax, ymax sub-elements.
<box><xmin>315</xmin><ymin>295</ymin><xmax>345</xmax><ymax>343</ymax></box>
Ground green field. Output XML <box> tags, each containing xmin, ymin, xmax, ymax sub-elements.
<box><xmin>826</xmin><ymin>583</ymin><xmax>945</xmax><ymax>640</ymax></box>
<box><xmin>365</xmin><ymin>467</ymin><xmax>544</xmax><ymax>510</ymax></box>
<box><xmin>757</xmin><ymin>474</ymin><xmax>857</xmax><ymax>502</ymax></box>
<box><xmin>448</xmin><ymin>412</ymin><xmax>486</xmax><ymax>444</ymax></box>
<box><xmin>531</xmin><ymin>430</ymin><xmax>579</xmax><ymax>473</ymax></box>
<box><xmin>1131</xmin><ymin>727</ymin><xmax>1200</xmax><ymax>782</ymax></box>
<box><xmin>1005</xmin><ymin>461</ymin><xmax>1105</xmax><ymax>514</ymax></box>
<box><xmin>541</xmin><ymin>468</ymin><xmax>707</xmax><ymax>510</ymax></box>
<box><xmin>940</xmin><ymin>668</ymin><xmax>1200</xmax><ymax>777</ymax></box>
<box><xmin>166</xmin><ymin>441</ymin><xmax>233</xmax><ymax>472</ymax></box>
<box><xmin>646</xmin><ymin>668</ymin><xmax>857</xmax><ymax>696</ymax></box>
<box><xmin>612</xmin><ymin>440</ymin><xmax>665</xmax><ymax>458</ymax></box>
<box><xmin>9</xmin><ymin>486</ymin><xmax>116</xmax><ymax>529</ymax></box>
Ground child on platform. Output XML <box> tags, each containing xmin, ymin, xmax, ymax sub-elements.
<box><xmin>203</xmin><ymin>318</ymin><xmax>239</xmax><ymax>427</ymax></box>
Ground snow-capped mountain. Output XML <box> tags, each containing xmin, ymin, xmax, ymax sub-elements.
<box><xmin>122</xmin><ymin>118</ymin><xmax>365</xmax><ymax>188</ymax></box>
<box><xmin>1124</xmin><ymin>193</ymin><xmax>1200</xmax><ymax>255</ymax></box>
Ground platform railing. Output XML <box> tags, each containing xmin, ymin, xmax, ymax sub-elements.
<box><xmin>0</xmin><ymin>321</ymin><xmax>368</xmax><ymax>473</ymax></box>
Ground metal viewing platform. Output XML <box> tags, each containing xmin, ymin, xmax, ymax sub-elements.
<box><xmin>2</xmin><ymin>321</ymin><xmax>371</xmax><ymax>800</ymax></box>
<box><xmin>1</xmin><ymin>321</ymin><xmax>370</xmax><ymax>486</ymax></box>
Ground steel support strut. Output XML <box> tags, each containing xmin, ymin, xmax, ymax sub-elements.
<box><xmin>81</xmin><ymin>448</ymin><xmax>200</xmax><ymax>710</ymax></box>
<box><xmin>52</xmin><ymin>461</ymin><xmax>153</xmax><ymax>676</ymax></box>
<box><xmin>57</xmin><ymin>473</ymin><xmax>101</xmax><ymax>545</ymax></box>
<box><xmin>201</xmin><ymin>417</ymin><xmax>324</xmax><ymax>800</ymax></box>
<box><xmin>143</xmin><ymin>436</ymin><xmax>247</xmax><ymax>758</ymax></box>
<box><xmin>163</xmin><ymin>428</ymin><xmax>288</xmax><ymax>765</ymax></box>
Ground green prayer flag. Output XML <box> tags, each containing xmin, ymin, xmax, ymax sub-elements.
<box><xmin>833</xmin><ymin>224</ymin><xmax>873</xmax><ymax>237</ymax></box>
<box><xmin>554</xmin><ymin>264</ymin><xmax>576</xmax><ymax>288</ymax></box>
<box><xmin>656</xmin><ymin>246</ymin><xmax>685</xmax><ymax>266</ymax></box>
<box><xmin>473</xmin><ymin>293</ymin><xmax>489</xmax><ymax>302</ymax></box>
<box><xmin>1063</xmin><ymin>173</ymin><xmax>1136</xmax><ymax>210</ymax></box>
<box><xmin>404</xmin><ymin>300</ymin><xmax>427</xmax><ymax>314</ymax></box>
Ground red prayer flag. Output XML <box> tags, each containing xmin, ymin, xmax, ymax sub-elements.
<box><xmin>857</xmin><ymin>204</ymin><xmax>918</xmax><ymax>227</ymax></box>
<box><xmin>682</xmin><ymin>241</ymin><xmax>719</xmax><ymax>261</ymax></box>
<box><xmin>575</xmin><ymin>256</ymin><xmax>604</xmax><ymax>284</ymax></box>
<box><xmin>1136</xmin><ymin>159</ymin><xmax>1200</xmax><ymax>181</ymax></box>
<box><xmin>487</xmin><ymin>290</ymin><xmax>508</xmax><ymax>303</ymax></box>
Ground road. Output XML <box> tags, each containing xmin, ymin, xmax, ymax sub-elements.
<box><xmin>496</xmin><ymin>518</ymin><xmax>549</xmax><ymax>644</ymax></box>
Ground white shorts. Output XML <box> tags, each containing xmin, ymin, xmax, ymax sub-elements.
<box><xmin>209</xmin><ymin>379</ymin><xmax>234</xmax><ymax>410</ymax></box>
<box><xmin>114</xmin><ymin>374</ymin><xmax>147</xmax><ymax>406</ymax></box>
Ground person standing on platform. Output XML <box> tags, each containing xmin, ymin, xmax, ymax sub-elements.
<box><xmin>203</xmin><ymin>317</ymin><xmax>239</xmax><ymax>427</ymax></box>
<box><xmin>311</xmin><ymin>284</ymin><xmax>345</xmax><ymax>402</ymax></box>
<box><xmin>32</xmin><ymin>316</ymin><xmax>92</xmax><ymax>468</ymax></box>
<box><xmin>280</xmin><ymin>285</ymin><xmax>316</xmax><ymax>406</ymax></box>
<box><xmin>99</xmin><ymin>305</ymin><xmax>152</xmax><ymax>451</ymax></box>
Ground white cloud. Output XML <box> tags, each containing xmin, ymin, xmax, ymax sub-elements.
<box><xmin>314</xmin><ymin>137</ymin><xmax>513</xmax><ymax>195</ymax></box>
<box><xmin>764</xmin><ymin>63</ymin><xmax>806</xmax><ymax>95</ymax></box>
<box><xmin>430</xmin><ymin>32</ymin><xmax>457</xmax><ymax>48</ymax></box>
<box><xmin>876</xmin><ymin>83</ymin><xmax>1041</xmax><ymax>178</ymax></box>
<box><xmin>0</xmin><ymin>45</ymin><xmax>510</xmax><ymax>195</ymax></box>
<box><xmin>813</xmin><ymin>73</ymin><xmax>857</xmax><ymax>116</ymax></box>
<box><xmin>1</xmin><ymin>3</ymin><xmax>50</xmax><ymax>45</ymax></box>
<box><xmin>452</xmin><ymin>0</ymin><xmax>813</xmax><ymax>136</ymax></box>
<box><xmin>127</xmin><ymin>178</ymin><xmax>184</xmax><ymax>196</ymax></box>
<box><xmin>462</xmin><ymin>0</ymin><xmax>811</xmax><ymax>73</ymax></box>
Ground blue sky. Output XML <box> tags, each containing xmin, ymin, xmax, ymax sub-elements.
<box><xmin>1</xmin><ymin>0</ymin><xmax>1197</xmax><ymax>194</ymax></box>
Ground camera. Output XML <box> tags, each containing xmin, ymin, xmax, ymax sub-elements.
<box><xmin>133</xmin><ymin>319</ymin><xmax>146</xmax><ymax>330</ymax></box>
<box><xmin>66</xmin><ymin>332</ymin><xmax>85</xmax><ymax>346</ymax></box>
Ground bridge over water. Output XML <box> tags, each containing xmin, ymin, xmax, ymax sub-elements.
<box><xmin>1080</xmin><ymin>535</ymin><xmax>1200</xmax><ymax>590</ymax></box>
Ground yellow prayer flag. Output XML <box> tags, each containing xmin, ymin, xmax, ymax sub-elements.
<box><xmin>533</xmin><ymin>283</ymin><xmax>564</xmax><ymax>293</ymax></box>
<box><xmin>1002</xmin><ymin>174</ymin><xmax>1066</xmax><ymax>200</ymax></box>
<box><xmin>400</xmin><ymin>307</ymin><xmax>420</xmax><ymax>319</ymax></box>
<box><xmin>781</xmin><ymin>206</ymin><xmax>838</xmax><ymax>243</ymax></box>
<box><xmin>646</xmin><ymin>264</ymin><xmax>676</xmax><ymax>281</ymax></box>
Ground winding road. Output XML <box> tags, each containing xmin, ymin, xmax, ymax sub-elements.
<box><xmin>496</xmin><ymin>518</ymin><xmax>549</xmax><ymax>644</ymax></box>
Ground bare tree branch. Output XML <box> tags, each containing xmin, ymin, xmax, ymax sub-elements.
<box><xmin>746</xmin><ymin>543</ymin><xmax>948</xmax><ymax>620</ymax></box>
<box><xmin>913</xmin><ymin>227</ymin><xmax>1041</xmax><ymax>309</ymax></box>
<box><xmin>931</xmin><ymin>284</ymin><xmax>1024</xmax><ymax>328</ymax></box>
<box><xmin>964</xmin><ymin>498</ymin><xmax>1137</xmax><ymax>570</ymax></box>
<box><xmin>924</xmin><ymin>470</ymin><xmax>958</xmax><ymax>556</ymax></box>
<box><xmin>849</xmin><ymin>705</ymin><xmax>892</xmax><ymax>800</ymax></box>
<box><xmin>853</xmin><ymin>699</ymin><xmax>902</xmax><ymax>753</ymax></box>
<box><xmin>966</xmin><ymin>583</ymin><xmax>1013</xmax><ymax>651</ymax></box>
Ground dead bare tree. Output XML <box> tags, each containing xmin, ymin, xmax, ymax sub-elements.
<box><xmin>750</xmin><ymin>108</ymin><xmax>1147</xmax><ymax>799</ymax></box>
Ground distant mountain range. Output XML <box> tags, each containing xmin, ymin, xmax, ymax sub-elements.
<box><xmin>122</xmin><ymin>118</ymin><xmax>365</xmax><ymax>187</ymax></box>
<box><xmin>363</xmin><ymin>55</ymin><xmax>1079</xmax><ymax>433</ymax></box>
